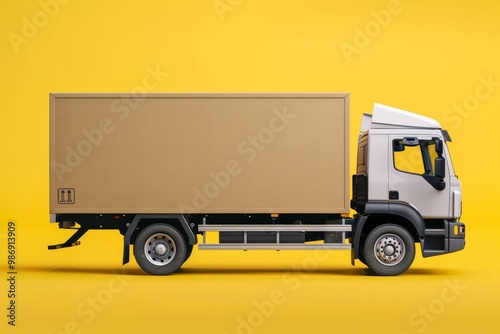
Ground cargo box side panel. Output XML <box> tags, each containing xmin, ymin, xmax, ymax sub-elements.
<box><xmin>50</xmin><ymin>93</ymin><xmax>349</xmax><ymax>214</ymax></box>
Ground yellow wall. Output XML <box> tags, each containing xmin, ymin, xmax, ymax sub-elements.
<box><xmin>1</xmin><ymin>1</ymin><xmax>498</xmax><ymax>333</ymax></box>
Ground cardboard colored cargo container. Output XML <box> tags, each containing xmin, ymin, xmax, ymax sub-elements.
<box><xmin>50</xmin><ymin>93</ymin><xmax>349</xmax><ymax>214</ymax></box>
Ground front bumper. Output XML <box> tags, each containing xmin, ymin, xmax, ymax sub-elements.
<box><xmin>422</xmin><ymin>220</ymin><xmax>465</xmax><ymax>257</ymax></box>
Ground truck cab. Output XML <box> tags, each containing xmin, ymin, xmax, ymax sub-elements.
<box><xmin>351</xmin><ymin>104</ymin><xmax>465</xmax><ymax>275</ymax></box>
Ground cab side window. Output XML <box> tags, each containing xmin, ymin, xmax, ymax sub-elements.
<box><xmin>393</xmin><ymin>140</ymin><xmax>425</xmax><ymax>174</ymax></box>
<box><xmin>393</xmin><ymin>139</ymin><xmax>437</xmax><ymax>175</ymax></box>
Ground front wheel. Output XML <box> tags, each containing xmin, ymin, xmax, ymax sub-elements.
<box><xmin>363</xmin><ymin>224</ymin><xmax>415</xmax><ymax>276</ymax></box>
<box><xmin>184</xmin><ymin>244</ymin><xmax>194</xmax><ymax>263</ymax></box>
<box><xmin>134</xmin><ymin>224</ymin><xmax>186</xmax><ymax>275</ymax></box>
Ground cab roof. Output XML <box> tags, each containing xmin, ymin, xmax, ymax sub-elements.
<box><xmin>361</xmin><ymin>103</ymin><xmax>442</xmax><ymax>134</ymax></box>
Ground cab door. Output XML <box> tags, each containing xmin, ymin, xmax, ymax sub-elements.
<box><xmin>387</xmin><ymin>136</ymin><xmax>450</xmax><ymax>218</ymax></box>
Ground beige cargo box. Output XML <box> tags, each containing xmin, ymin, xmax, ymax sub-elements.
<box><xmin>50</xmin><ymin>93</ymin><xmax>350</xmax><ymax>214</ymax></box>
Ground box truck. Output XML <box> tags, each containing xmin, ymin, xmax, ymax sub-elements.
<box><xmin>49</xmin><ymin>93</ymin><xmax>465</xmax><ymax>276</ymax></box>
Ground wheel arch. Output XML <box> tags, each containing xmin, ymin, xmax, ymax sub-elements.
<box><xmin>123</xmin><ymin>214</ymin><xmax>196</xmax><ymax>265</ymax></box>
<box><xmin>129</xmin><ymin>218</ymin><xmax>193</xmax><ymax>245</ymax></box>
<box><xmin>353</xmin><ymin>202</ymin><xmax>425</xmax><ymax>259</ymax></box>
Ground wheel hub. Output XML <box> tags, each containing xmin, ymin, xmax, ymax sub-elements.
<box><xmin>374</xmin><ymin>234</ymin><xmax>405</xmax><ymax>266</ymax></box>
<box><xmin>144</xmin><ymin>233</ymin><xmax>176</xmax><ymax>266</ymax></box>
<box><xmin>384</xmin><ymin>244</ymin><xmax>395</xmax><ymax>256</ymax></box>
<box><xmin>154</xmin><ymin>242</ymin><xmax>168</xmax><ymax>256</ymax></box>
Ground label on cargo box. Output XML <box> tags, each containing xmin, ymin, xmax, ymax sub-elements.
<box><xmin>58</xmin><ymin>188</ymin><xmax>75</xmax><ymax>204</ymax></box>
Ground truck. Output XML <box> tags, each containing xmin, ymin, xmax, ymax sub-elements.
<box><xmin>49</xmin><ymin>93</ymin><xmax>465</xmax><ymax>276</ymax></box>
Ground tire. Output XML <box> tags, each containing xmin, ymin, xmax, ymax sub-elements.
<box><xmin>358</xmin><ymin>242</ymin><xmax>367</xmax><ymax>266</ymax></box>
<box><xmin>363</xmin><ymin>224</ymin><xmax>415</xmax><ymax>276</ymax></box>
<box><xmin>184</xmin><ymin>244</ymin><xmax>194</xmax><ymax>263</ymax></box>
<box><xmin>134</xmin><ymin>224</ymin><xmax>186</xmax><ymax>275</ymax></box>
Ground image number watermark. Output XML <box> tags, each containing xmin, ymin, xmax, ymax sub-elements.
<box><xmin>6</xmin><ymin>221</ymin><xmax>17</xmax><ymax>327</ymax></box>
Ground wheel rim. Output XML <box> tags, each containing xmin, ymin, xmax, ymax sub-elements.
<box><xmin>144</xmin><ymin>233</ymin><xmax>176</xmax><ymax>266</ymax></box>
<box><xmin>373</xmin><ymin>233</ymin><xmax>405</xmax><ymax>266</ymax></box>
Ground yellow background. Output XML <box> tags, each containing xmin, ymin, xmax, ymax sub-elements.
<box><xmin>1</xmin><ymin>0</ymin><xmax>499</xmax><ymax>333</ymax></box>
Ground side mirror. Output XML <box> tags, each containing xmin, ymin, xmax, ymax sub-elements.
<box><xmin>434</xmin><ymin>138</ymin><xmax>446</xmax><ymax>190</ymax></box>
<box><xmin>434</xmin><ymin>138</ymin><xmax>443</xmax><ymax>155</ymax></box>
<box><xmin>435</xmin><ymin>156</ymin><xmax>446</xmax><ymax>179</ymax></box>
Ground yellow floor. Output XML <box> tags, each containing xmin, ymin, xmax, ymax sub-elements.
<box><xmin>2</xmin><ymin>222</ymin><xmax>497</xmax><ymax>334</ymax></box>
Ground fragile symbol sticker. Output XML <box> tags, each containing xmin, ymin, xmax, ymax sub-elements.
<box><xmin>58</xmin><ymin>188</ymin><xmax>75</xmax><ymax>204</ymax></box>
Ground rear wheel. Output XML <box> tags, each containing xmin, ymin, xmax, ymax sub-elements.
<box><xmin>363</xmin><ymin>224</ymin><xmax>415</xmax><ymax>276</ymax></box>
<box><xmin>134</xmin><ymin>224</ymin><xmax>186</xmax><ymax>275</ymax></box>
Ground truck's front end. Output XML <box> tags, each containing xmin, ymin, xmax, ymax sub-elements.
<box><xmin>351</xmin><ymin>104</ymin><xmax>465</xmax><ymax>275</ymax></box>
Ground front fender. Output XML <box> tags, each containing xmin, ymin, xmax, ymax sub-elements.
<box><xmin>352</xmin><ymin>202</ymin><xmax>425</xmax><ymax>259</ymax></box>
